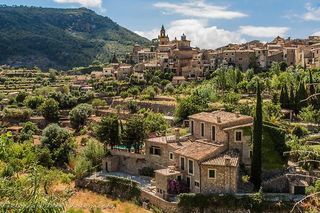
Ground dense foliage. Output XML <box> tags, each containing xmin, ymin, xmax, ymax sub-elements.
<box><xmin>0</xmin><ymin>6</ymin><xmax>150</xmax><ymax>70</ymax></box>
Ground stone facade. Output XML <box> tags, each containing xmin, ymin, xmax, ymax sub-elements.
<box><xmin>200</xmin><ymin>164</ymin><xmax>238</xmax><ymax>194</ymax></box>
<box><xmin>102</xmin><ymin>111</ymin><xmax>253</xmax><ymax>200</ymax></box>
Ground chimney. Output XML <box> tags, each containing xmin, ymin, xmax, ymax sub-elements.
<box><xmin>217</xmin><ymin>116</ymin><xmax>221</xmax><ymax>123</ymax></box>
<box><xmin>225</xmin><ymin>157</ymin><xmax>231</xmax><ymax>166</ymax></box>
<box><xmin>175</xmin><ymin>128</ymin><xmax>180</xmax><ymax>142</ymax></box>
<box><xmin>168</xmin><ymin>166</ymin><xmax>175</xmax><ymax>173</ymax></box>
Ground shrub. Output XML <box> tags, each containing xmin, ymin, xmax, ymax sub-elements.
<box><xmin>3</xmin><ymin>107</ymin><xmax>31</xmax><ymax>122</ymax></box>
<box><xmin>24</xmin><ymin>95</ymin><xmax>44</xmax><ymax>109</ymax></box>
<box><xmin>292</xmin><ymin>125</ymin><xmax>308</xmax><ymax>138</ymax></box>
<box><xmin>127</xmin><ymin>100</ymin><xmax>138</xmax><ymax>114</ymax></box>
<box><xmin>142</xmin><ymin>86</ymin><xmax>156</xmax><ymax>100</ymax></box>
<box><xmin>39</xmin><ymin>98</ymin><xmax>60</xmax><ymax>122</ymax></box>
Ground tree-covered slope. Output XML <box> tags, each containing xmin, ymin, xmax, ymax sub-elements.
<box><xmin>0</xmin><ymin>6</ymin><xmax>150</xmax><ymax>70</ymax></box>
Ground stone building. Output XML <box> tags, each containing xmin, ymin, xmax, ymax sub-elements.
<box><xmin>102</xmin><ymin>110</ymin><xmax>253</xmax><ymax>200</ymax></box>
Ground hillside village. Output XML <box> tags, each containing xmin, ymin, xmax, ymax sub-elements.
<box><xmin>87</xmin><ymin>26</ymin><xmax>320</xmax><ymax>88</ymax></box>
<box><xmin>1</xmin><ymin>25</ymin><xmax>320</xmax><ymax>212</ymax></box>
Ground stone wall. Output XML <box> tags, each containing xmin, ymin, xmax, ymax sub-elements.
<box><xmin>190</xmin><ymin>119</ymin><xmax>228</xmax><ymax>143</ymax></box>
<box><xmin>144</xmin><ymin>140</ymin><xmax>177</xmax><ymax>169</ymax></box>
<box><xmin>140</xmin><ymin>190</ymin><xmax>178</xmax><ymax>213</ymax></box>
<box><xmin>112</xmin><ymin>99</ymin><xmax>176</xmax><ymax>116</ymax></box>
<box><xmin>107</xmin><ymin>150</ymin><xmax>148</xmax><ymax>175</ymax></box>
<box><xmin>76</xmin><ymin>177</ymin><xmax>178</xmax><ymax>213</ymax></box>
<box><xmin>228</xmin><ymin>128</ymin><xmax>252</xmax><ymax>166</ymax></box>
<box><xmin>200</xmin><ymin>164</ymin><xmax>238</xmax><ymax>194</ymax></box>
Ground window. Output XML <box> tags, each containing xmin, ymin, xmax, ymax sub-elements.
<box><xmin>180</xmin><ymin>157</ymin><xmax>185</xmax><ymax>170</ymax></box>
<box><xmin>190</xmin><ymin>120</ymin><xmax>194</xmax><ymax>135</ymax></box>
<box><xmin>235</xmin><ymin>130</ymin><xmax>243</xmax><ymax>142</ymax></box>
<box><xmin>208</xmin><ymin>169</ymin><xmax>216</xmax><ymax>179</ymax></box>
<box><xmin>211</xmin><ymin>126</ymin><xmax>216</xmax><ymax>142</ymax></box>
<box><xmin>188</xmin><ymin>159</ymin><xmax>194</xmax><ymax>175</ymax></box>
<box><xmin>150</xmin><ymin>146</ymin><xmax>161</xmax><ymax>156</ymax></box>
<box><xmin>249</xmin><ymin>150</ymin><xmax>253</xmax><ymax>158</ymax></box>
<box><xmin>200</xmin><ymin>123</ymin><xmax>205</xmax><ymax>137</ymax></box>
<box><xmin>177</xmin><ymin>175</ymin><xmax>182</xmax><ymax>181</ymax></box>
<box><xmin>169</xmin><ymin>152</ymin><xmax>174</xmax><ymax>160</ymax></box>
<box><xmin>194</xmin><ymin>181</ymin><xmax>200</xmax><ymax>188</ymax></box>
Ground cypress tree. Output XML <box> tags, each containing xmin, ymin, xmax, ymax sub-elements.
<box><xmin>251</xmin><ymin>80</ymin><xmax>263</xmax><ymax>191</ymax></box>
<box><xmin>295</xmin><ymin>81</ymin><xmax>308</xmax><ymax>112</ymax></box>
<box><xmin>280</xmin><ymin>84</ymin><xmax>289</xmax><ymax>108</ymax></box>
<box><xmin>308</xmin><ymin>70</ymin><xmax>318</xmax><ymax>108</ymax></box>
<box><xmin>309</xmin><ymin>70</ymin><xmax>316</xmax><ymax>96</ymax></box>
<box><xmin>289</xmin><ymin>85</ymin><xmax>295</xmax><ymax>111</ymax></box>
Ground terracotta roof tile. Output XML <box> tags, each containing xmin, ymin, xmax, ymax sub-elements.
<box><xmin>201</xmin><ymin>151</ymin><xmax>239</xmax><ymax>167</ymax></box>
<box><xmin>188</xmin><ymin>111</ymin><xmax>253</xmax><ymax>128</ymax></box>
<box><xmin>174</xmin><ymin>141</ymin><xmax>223</xmax><ymax>161</ymax></box>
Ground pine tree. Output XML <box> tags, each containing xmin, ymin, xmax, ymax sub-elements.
<box><xmin>110</xmin><ymin>53</ymin><xmax>119</xmax><ymax>64</ymax></box>
<box><xmin>251</xmin><ymin>81</ymin><xmax>263</xmax><ymax>191</ymax></box>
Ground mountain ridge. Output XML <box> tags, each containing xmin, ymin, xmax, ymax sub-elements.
<box><xmin>0</xmin><ymin>5</ymin><xmax>150</xmax><ymax>70</ymax></box>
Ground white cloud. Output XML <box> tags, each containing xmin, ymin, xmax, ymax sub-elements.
<box><xmin>54</xmin><ymin>0</ymin><xmax>102</xmax><ymax>8</ymax></box>
<box><xmin>154</xmin><ymin>0</ymin><xmax>247</xmax><ymax>20</ymax></box>
<box><xmin>135</xmin><ymin>19</ymin><xmax>245</xmax><ymax>49</ymax></box>
<box><xmin>312</xmin><ymin>31</ymin><xmax>320</xmax><ymax>36</ymax></box>
<box><xmin>238</xmin><ymin>26</ymin><xmax>289</xmax><ymax>38</ymax></box>
<box><xmin>303</xmin><ymin>3</ymin><xmax>320</xmax><ymax>21</ymax></box>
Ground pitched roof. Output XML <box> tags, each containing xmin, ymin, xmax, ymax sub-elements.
<box><xmin>188</xmin><ymin>111</ymin><xmax>253</xmax><ymax>128</ymax></box>
<box><xmin>201</xmin><ymin>151</ymin><xmax>239</xmax><ymax>167</ymax></box>
<box><xmin>174</xmin><ymin>141</ymin><xmax>223</xmax><ymax>161</ymax></box>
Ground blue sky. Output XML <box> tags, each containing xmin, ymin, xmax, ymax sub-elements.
<box><xmin>2</xmin><ymin>0</ymin><xmax>320</xmax><ymax>49</ymax></box>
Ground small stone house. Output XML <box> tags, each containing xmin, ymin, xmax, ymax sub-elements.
<box><xmin>102</xmin><ymin>110</ymin><xmax>253</xmax><ymax>199</ymax></box>
<box><xmin>153</xmin><ymin>111</ymin><xmax>253</xmax><ymax>198</ymax></box>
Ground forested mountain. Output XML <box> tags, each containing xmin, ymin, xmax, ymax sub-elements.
<box><xmin>0</xmin><ymin>6</ymin><xmax>150</xmax><ymax>70</ymax></box>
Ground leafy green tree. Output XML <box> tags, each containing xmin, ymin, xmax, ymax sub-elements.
<box><xmin>15</xmin><ymin>91</ymin><xmax>28</xmax><ymax>103</ymax></box>
<box><xmin>19</xmin><ymin>121</ymin><xmax>39</xmax><ymax>142</ymax></box>
<box><xmin>91</xmin><ymin>98</ymin><xmax>107</xmax><ymax>108</ymax></box>
<box><xmin>41</xmin><ymin>124</ymin><xmax>74</xmax><ymax>166</ymax></box>
<box><xmin>39</xmin><ymin>98</ymin><xmax>60</xmax><ymax>122</ymax></box>
<box><xmin>175</xmin><ymin>92</ymin><xmax>209</xmax><ymax>122</ymax></box>
<box><xmin>74</xmin><ymin>139</ymin><xmax>105</xmax><ymax>178</ymax></box>
<box><xmin>140</xmin><ymin>109</ymin><xmax>169</xmax><ymax>134</ymax></box>
<box><xmin>122</xmin><ymin>115</ymin><xmax>146</xmax><ymax>153</ymax></box>
<box><xmin>127</xmin><ymin>100</ymin><xmax>138</xmax><ymax>114</ymax></box>
<box><xmin>142</xmin><ymin>86</ymin><xmax>157</xmax><ymax>100</ymax></box>
<box><xmin>251</xmin><ymin>81</ymin><xmax>263</xmax><ymax>191</ymax></box>
<box><xmin>298</xmin><ymin>106</ymin><xmax>318</xmax><ymax>123</ymax></box>
<box><xmin>164</xmin><ymin>83</ymin><xmax>175</xmax><ymax>94</ymax></box>
<box><xmin>128</xmin><ymin>86</ymin><xmax>140</xmax><ymax>99</ymax></box>
<box><xmin>95</xmin><ymin>114</ymin><xmax>120</xmax><ymax>149</ymax></box>
<box><xmin>24</xmin><ymin>95</ymin><xmax>44</xmax><ymax>109</ymax></box>
<box><xmin>69</xmin><ymin>104</ymin><xmax>93</xmax><ymax>131</ymax></box>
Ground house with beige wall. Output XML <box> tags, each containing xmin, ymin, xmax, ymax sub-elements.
<box><xmin>102</xmin><ymin>110</ymin><xmax>253</xmax><ymax>200</ymax></box>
